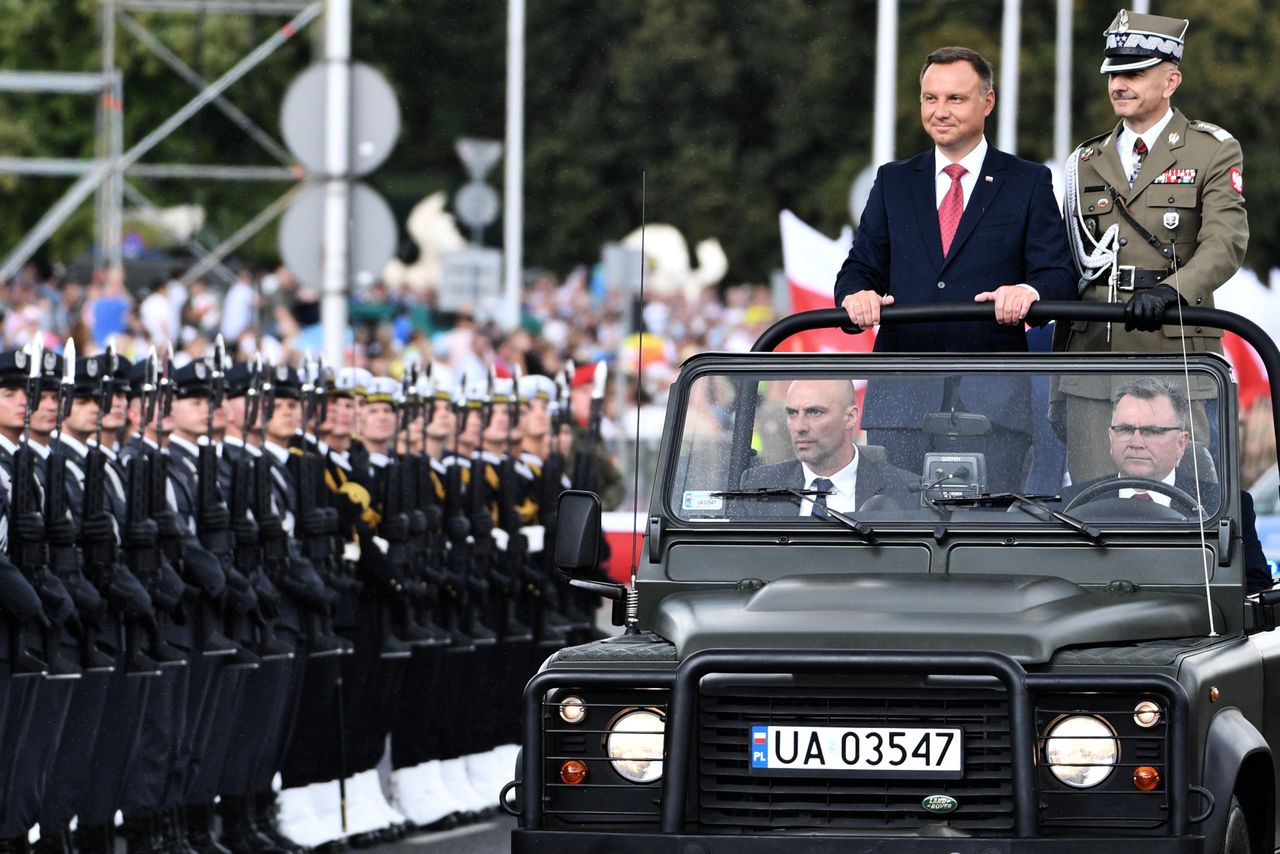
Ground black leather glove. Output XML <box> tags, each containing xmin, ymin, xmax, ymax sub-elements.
<box><xmin>14</xmin><ymin>512</ymin><xmax>44</xmax><ymax>543</ymax></box>
<box><xmin>469</xmin><ymin>512</ymin><xmax>494</xmax><ymax>538</ymax></box>
<box><xmin>81</xmin><ymin>514</ymin><xmax>115</xmax><ymax>544</ymax></box>
<box><xmin>299</xmin><ymin>509</ymin><xmax>328</xmax><ymax>537</ymax></box>
<box><xmin>421</xmin><ymin>505</ymin><xmax>443</xmax><ymax>533</ymax></box>
<box><xmin>257</xmin><ymin>515</ymin><xmax>285</xmax><ymax>541</ymax></box>
<box><xmin>1124</xmin><ymin>283</ymin><xmax>1185</xmax><ymax>332</ymax></box>
<box><xmin>446</xmin><ymin>516</ymin><xmax>471</xmax><ymax>541</ymax></box>
<box><xmin>380</xmin><ymin>514</ymin><xmax>409</xmax><ymax>542</ymax></box>
<box><xmin>201</xmin><ymin>505</ymin><xmax>231</xmax><ymax>531</ymax></box>
<box><xmin>232</xmin><ymin>516</ymin><xmax>258</xmax><ymax>545</ymax></box>
<box><xmin>126</xmin><ymin>518</ymin><xmax>159</xmax><ymax>547</ymax></box>
<box><xmin>45</xmin><ymin>515</ymin><xmax>77</xmax><ymax>547</ymax></box>
<box><xmin>155</xmin><ymin>512</ymin><xmax>183</xmax><ymax>539</ymax></box>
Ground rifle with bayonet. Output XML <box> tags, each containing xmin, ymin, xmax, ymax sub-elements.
<box><xmin>406</xmin><ymin>371</ymin><xmax>449</xmax><ymax>646</ymax></box>
<box><xmin>6</xmin><ymin>339</ymin><xmax>75</xmax><ymax>676</ymax></box>
<box><xmin>122</xmin><ymin>349</ymin><xmax>185</xmax><ymax>665</ymax></box>
<box><xmin>491</xmin><ymin>370</ymin><xmax>534</xmax><ymax>644</ymax></box>
<box><xmin>79</xmin><ymin>346</ymin><xmax>159</xmax><ymax>674</ymax></box>
<box><xmin>289</xmin><ymin>357</ymin><xmax>349</xmax><ymax>656</ymax></box>
<box><xmin>538</xmin><ymin>366</ymin><xmax>588</xmax><ymax>632</ymax></box>
<box><xmin>46</xmin><ymin>340</ymin><xmax>113</xmax><ymax>672</ymax></box>
<box><xmin>440</xmin><ymin>380</ymin><xmax>488</xmax><ymax>651</ymax></box>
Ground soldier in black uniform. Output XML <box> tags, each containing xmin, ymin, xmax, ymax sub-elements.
<box><xmin>214</xmin><ymin>361</ymin><xmax>307</xmax><ymax>854</ymax></box>
<box><xmin>0</xmin><ymin>346</ymin><xmax>76</xmax><ymax>854</ymax></box>
<box><xmin>73</xmin><ymin>355</ymin><xmax>178</xmax><ymax>854</ymax></box>
<box><xmin>254</xmin><ymin>363</ymin><xmax>345</xmax><ymax>851</ymax></box>
<box><xmin>37</xmin><ymin>353</ymin><xmax>157</xmax><ymax>854</ymax></box>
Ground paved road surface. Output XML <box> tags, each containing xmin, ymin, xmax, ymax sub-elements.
<box><xmin>367</xmin><ymin>814</ymin><xmax>514</xmax><ymax>853</ymax></box>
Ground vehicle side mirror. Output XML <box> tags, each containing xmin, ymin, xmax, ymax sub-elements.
<box><xmin>555</xmin><ymin>490</ymin><xmax>602</xmax><ymax>579</ymax></box>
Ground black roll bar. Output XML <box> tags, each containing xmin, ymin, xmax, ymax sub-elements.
<box><xmin>752</xmin><ymin>302</ymin><xmax>1280</xmax><ymax>466</ymax></box>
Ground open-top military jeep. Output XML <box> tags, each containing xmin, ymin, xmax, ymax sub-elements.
<box><xmin>510</xmin><ymin>302</ymin><xmax>1280</xmax><ymax>853</ymax></box>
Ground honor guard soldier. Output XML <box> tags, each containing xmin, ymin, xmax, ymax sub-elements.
<box><xmin>1054</xmin><ymin>9</ymin><xmax>1248</xmax><ymax>483</ymax></box>
<box><xmin>39</xmin><ymin>351</ymin><xmax>160</xmax><ymax>854</ymax></box>
<box><xmin>387</xmin><ymin>363</ymin><xmax>494</xmax><ymax>830</ymax></box>
<box><xmin>0</xmin><ymin>344</ymin><xmax>80</xmax><ymax>853</ymax></box>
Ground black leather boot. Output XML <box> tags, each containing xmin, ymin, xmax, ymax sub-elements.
<box><xmin>72</xmin><ymin>823</ymin><xmax>115</xmax><ymax>854</ymax></box>
<box><xmin>185</xmin><ymin>803</ymin><xmax>232</xmax><ymax>854</ymax></box>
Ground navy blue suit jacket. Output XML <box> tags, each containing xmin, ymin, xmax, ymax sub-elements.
<box><xmin>834</xmin><ymin>144</ymin><xmax>1076</xmax><ymax>432</ymax></box>
<box><xmin>834</xmin><ymin>144</ymin><xmax>1075</xmax><ymax>352</ymax></box>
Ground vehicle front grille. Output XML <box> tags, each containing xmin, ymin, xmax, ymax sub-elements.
<box><xmin>698</xmin><ymin>679</ymin><xmax>1014</xmax><ymax>834</ymax></box>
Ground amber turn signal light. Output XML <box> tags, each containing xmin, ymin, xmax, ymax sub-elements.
<box><xmin>560</xmin><ymin>759</ymin><xmax>588</xmax><ymax>785</ymax></box>
<box><xmin>1133</xmin><ymin>765</ymin><xmax>1160</xmax><ymax>792</ymax></box>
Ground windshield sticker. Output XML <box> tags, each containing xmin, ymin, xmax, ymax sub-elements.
<box><xmin>683</xmin><ymin>491</ymin><xmax>724</xmax><ymax>512</ymax></box>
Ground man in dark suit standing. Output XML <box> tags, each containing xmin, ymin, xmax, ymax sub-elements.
<box><xmin>832</xmin><ymin>46</ymin><xmax>1076</xmax><ymax>489</ymax></box>
<box><xmin>741</xmin><ymin>380</ymin><xmax>915</xmax><ymax>516</ymax></box>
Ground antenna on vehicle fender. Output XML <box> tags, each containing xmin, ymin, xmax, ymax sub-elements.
<box><xmin>622</xmin><ymin>172</ymin><xmax>649</xmax><ymax>636</ymax></box>
<box><xmin>1168</xmin><ymin>240</ymin><xmax>1216</xmax><ymax>637</ymax></box>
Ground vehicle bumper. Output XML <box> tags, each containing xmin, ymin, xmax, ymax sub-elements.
<box><xmin>512</xmin><ymin>829</ymin><xmax>1204</xmax><ymax>853</ymax></box>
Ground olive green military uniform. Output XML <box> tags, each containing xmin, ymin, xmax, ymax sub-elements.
<box><xmin>1055</xmin><ymin>109</ymin><xmax>1247</xmax><ymax>356</ymax></box>
<box><xmin>1051</xmin><ymin>9</ymin><xmax>1248</xmax><ymax>484</ymax></box>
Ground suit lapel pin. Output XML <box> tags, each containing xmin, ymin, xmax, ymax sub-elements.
<box><xmin>984</xmin><ymin>175</ymin><xmax>993</xmax><ymax>182</ymax></box>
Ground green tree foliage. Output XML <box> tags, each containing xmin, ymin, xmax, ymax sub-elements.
<box><xmin>2</xmin><ymin>0</ymin><xmax>1277</xmax><ymax>281</ymax></box>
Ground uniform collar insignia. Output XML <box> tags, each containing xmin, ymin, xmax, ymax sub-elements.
<box><xmin>1167</xmin><ymin>132</ymin><xmax>1180</xmax><ymax>145</ymax></box>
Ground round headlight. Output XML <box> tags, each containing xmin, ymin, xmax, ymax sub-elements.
<box><xmin>605</xmin><ymin>709</ymin><xmax>665</xmax><ymax>783</ymax></box>
<box><xmin>1044</xmin><ymin>715</ymin><xmax>1118</xmax><ymax>788</ymax></box>
<box><xmin>558</xmin><ymin>695</ymin><xmax>586</xmax><ymax>724</ymax></box>
<box><xmin>1133</xmin><ymin>700</ymin><xmax>1161</xmax><ymax>728</ymax></box>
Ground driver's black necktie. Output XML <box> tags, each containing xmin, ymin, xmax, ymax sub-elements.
<box><xmin>811</xmin><ymin>477</ymin><xmax>833</xmax><ymax>518</ymax></box>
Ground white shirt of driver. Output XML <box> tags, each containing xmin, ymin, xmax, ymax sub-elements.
<box><xmin>1118</xmin><ymin>467</ymin><xmax>1177</xmax><ymax>507</ymax></box>
<box><xmin>798</xmin><ymin>450</ymin><xmax>859</xmax><ymax>517</ymax></box>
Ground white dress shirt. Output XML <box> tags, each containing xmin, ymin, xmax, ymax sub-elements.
<box><xmin>1117</xmin><ymin>108</ymin><xmax>1175</xmax><ymax>183</ymax></box>
<box><xmin>798</xmin><ymin>450</ymin><xmax>860</xmax><ymax>516</ymax></box>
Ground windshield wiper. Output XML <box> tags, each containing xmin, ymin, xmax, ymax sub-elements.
<box><xmin>713</xmin><ymin>487</ymin><xmax>874</xmax><ymax>539</ymax></box>
<box><xmin>930</xmin><ymin>491</ymin><xmax>1102</xmax><ymax>541</ymax></box>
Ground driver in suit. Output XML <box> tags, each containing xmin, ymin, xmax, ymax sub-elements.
<box><xmin>1061</xmin><ymin>377</ymin><xmax>1219</xmax><ymax>513</ymax></box>
<box><xmin>740</xmin><ymin>379</ymin><xmax>916</xmax><ymax>516</ymax></box>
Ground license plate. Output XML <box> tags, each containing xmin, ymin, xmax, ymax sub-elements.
<box><xmin>749</xmin><ymin>724</ymin><xmax>963</xmax><ymax>778</ymax></box>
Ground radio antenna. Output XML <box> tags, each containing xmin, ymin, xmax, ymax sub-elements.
<box><xmin>624</xmin><ymin>172</ymin><xmax>649</xmax><ymax>634</ymax></box>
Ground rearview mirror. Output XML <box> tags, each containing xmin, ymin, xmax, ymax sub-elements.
<box><xmin>555</xmin><ymin>490</ymin><xmax>602</xmax><ymax>579</ymax></box>
<box><xmin>921</xmin><ymin>411</ymin><xmax>992</xmax><ymax>437</ymax></box>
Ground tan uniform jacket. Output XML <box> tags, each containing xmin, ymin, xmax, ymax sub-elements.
<box><xmin>1054</xmin><ymin>109</ymin><xmax>1247</xmax><ymax>371</ymax></box>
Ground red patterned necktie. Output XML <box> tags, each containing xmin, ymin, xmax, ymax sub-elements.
<box><xmin>938</xmin><ymin>163</ymin><xmax>967</xmax><ymax>256</ymax></box>
<box><xmin>1130</xmin><ymin>137</ymin><xmax>1148</xmax><ymax>187</ymax></box>
<box><xmin>1131</xmin><ymin>491</ymin><xmax>1152</xmax><ymax>501</ymax></box>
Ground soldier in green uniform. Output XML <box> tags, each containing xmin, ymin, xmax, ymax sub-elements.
<box><xmin>1053</xmin><ymin>9</ymin><xmax>1248</xmax><ymax>484</ymax></box>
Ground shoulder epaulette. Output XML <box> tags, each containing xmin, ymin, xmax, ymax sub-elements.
<box><xmin>1188</xmin><ymin>120</ymin><xmax>1234</xmax><ymax>142</ymax></box>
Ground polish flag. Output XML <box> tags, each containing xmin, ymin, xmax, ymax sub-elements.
<box><xmin>753</xmin><ymin>729</ymin><xmax>767</xmax><ymax>744</ymax></box>
<box><xmin>778</xmin><ymin>210</ymin><xmax>876</xmax><ymax>355</ymax></box>
<box><xmin>1214</xmin><ymin>268</ymin><xmax>1275</xmax><ymax>412</ymax></box>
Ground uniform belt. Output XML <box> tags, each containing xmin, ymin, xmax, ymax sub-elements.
<box><xmin>1105</xmin><ymin>266</ymin><xmax>1167</xmax><ymax>291</ymax></box>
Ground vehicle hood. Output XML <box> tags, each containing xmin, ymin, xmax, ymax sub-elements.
<box><xmin>650</xmin><ymin>573</ymin><xmax>1216</xmax><ymax>665</ymax></box>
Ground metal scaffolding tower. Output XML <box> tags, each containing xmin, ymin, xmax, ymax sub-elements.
<box><xmin>0</xmin><ymin>0</ymin><xmax>321</xmax><ymax>284</ymax></box>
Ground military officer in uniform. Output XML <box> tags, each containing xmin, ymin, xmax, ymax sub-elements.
<box><xmin>1054</xmin><ymin>9</ymin><xmax>1248</xmax><ymax>483</ymax></box>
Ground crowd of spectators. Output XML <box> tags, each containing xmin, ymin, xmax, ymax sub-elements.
<box><xmin>3</xmin><ymin>257</ymin><xmax>1274</xmax><ymax>501</ymax></box>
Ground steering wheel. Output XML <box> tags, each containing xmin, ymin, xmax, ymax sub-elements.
<box><xmin>1064</xmin><ymin>476</ymin><xmax>1200</xmax><ymax>518</ymax></box>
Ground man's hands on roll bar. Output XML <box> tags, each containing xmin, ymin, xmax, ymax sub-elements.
<box><xmin>841</xmin><ymin>284</ymin><xmax>1039</xmax><ymax>329</ymax></box>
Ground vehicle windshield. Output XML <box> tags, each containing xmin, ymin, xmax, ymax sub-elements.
<box><xmin>669</xmin><ymin>365</ymin><xmax>1226</xmax><ymax>528</ymax></box>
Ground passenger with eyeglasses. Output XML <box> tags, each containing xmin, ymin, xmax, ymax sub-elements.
<box><xmin>1061</xmin><ymin>377</ymin><xmax>1220</xmax><ymax>512</ymax></box>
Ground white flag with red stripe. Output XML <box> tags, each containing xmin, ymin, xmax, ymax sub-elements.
<box><xmin>778</xmin><ymin>210</ymin><xmax>874</xmax><ymax>354</ymax></box>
